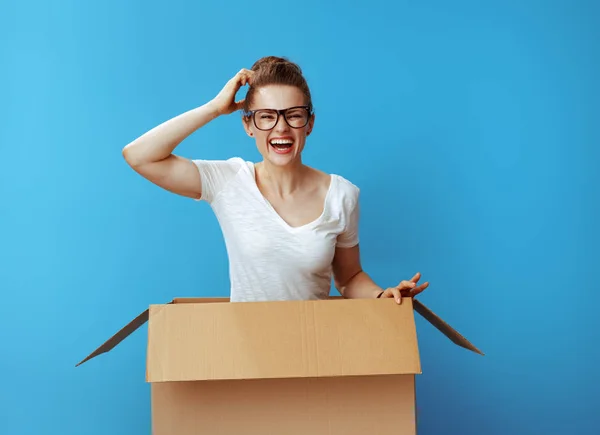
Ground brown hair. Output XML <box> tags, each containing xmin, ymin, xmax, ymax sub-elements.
<box><xmin>243</xmin><ymin>56</ymin><xmax>313</xmax><ymax>114</ymax></box>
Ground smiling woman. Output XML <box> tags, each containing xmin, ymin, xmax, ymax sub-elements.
<box><xmin>121</xmin><ymin>55</ymin><xmax>429</xmax><ymax>303</ymax></box>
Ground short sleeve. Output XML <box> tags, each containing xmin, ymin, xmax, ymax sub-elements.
<box><xmin>336</xmin><ymin>188</ymin><xmax>360</xmax><ymax>248</ymax></box>
<box><xmin>192</xmin><ymin>157</ymin><xmax>244</xmax><ymax>203</ymax></box>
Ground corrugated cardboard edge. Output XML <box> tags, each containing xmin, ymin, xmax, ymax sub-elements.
<box><xmin>413</xmin><ymin>300</ymin><xmax>484</xmax><ymax>356</ymax></box>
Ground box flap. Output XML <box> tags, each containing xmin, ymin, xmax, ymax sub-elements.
<box><xmin>75</xmin><ymin>308</ymin><xmax>151</xmax><ymax>367</ymax></box>
<box><xmin>75</xmin><ymin>298</ymin><xmax>229</xmax><ymax>367</ymax></box>
<box><xmin>146</xmin><ymin>297</ymin><xmax>421</xmax><ymax>382</ymax></box>
<box><xmin>413</xmin><ymin>299</ymin><xmax>484</xmax><ymax>355</ymax></box>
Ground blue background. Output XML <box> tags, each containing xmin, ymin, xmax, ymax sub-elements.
<box><xmin>1</xmin><ymin>0</ymin><xmax>598</xmax><ymax>434</ymax></box>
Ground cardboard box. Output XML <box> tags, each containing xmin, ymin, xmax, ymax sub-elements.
<box><xmin>77</xmin><ymin>296</ymin><xmax>482</xmax><ymax>434</ymax></box>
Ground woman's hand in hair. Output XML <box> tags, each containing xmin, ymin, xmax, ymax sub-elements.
<box><xmin>209</xmin><ymin>68</ymin><xmax>255</xmax><ymax>116</ymax></box>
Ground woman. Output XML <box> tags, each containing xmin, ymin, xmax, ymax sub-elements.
<box><xmin>122</xmin><ymin>56</ymin><xmax>429</xmax><ymax>303</ymax></box>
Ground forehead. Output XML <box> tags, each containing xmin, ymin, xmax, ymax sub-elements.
<box><xmin>251</xmin><ymin>85</ymin><xmax>306</xmax><ymax>110</ymax></box>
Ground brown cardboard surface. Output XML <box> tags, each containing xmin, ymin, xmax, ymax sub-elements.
<box><xmin>151</xmin><ymin>374</ymin><xmax>416</xmax><ymax>435</ymax></box>
<box><xmin>77</xmin><ymin>296</ymin><xmax>483</xmax><ymax>368</ymax></box>
<box><xmin>146</xmin><ymin>298</ymin><xmax>421</xmax><ymax>382</ymax></box>
<box><xmin>76</xmin><ymin>296</ymin><xmax>483</xmax><ymax>434</ymax></box>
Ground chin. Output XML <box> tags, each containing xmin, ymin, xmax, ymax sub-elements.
<box><xmin>265</xmin><ymin>153</ymin><xmax>298</xmax><ymax>167</ymax></box>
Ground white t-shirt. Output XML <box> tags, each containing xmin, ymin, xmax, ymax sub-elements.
<box><xmin>193</xmin><ymin>157</ymin><xmax>360</xmax><ymax>302</ymax></box>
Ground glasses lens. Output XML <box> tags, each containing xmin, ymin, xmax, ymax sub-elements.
<box><xmin>285</xmin><ymin>107</ymin><xmax>309</xmax><ymax>128</ymax></box>
<box><xmin>254</xmin><ymin>110</ymin><xmax>278</xmax><ymax>130</ymax></box>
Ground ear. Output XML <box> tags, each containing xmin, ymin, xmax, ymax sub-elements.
<box><xmin>242</xmin><ymin>115</ymin><xmax>254</xmax><ymax>137</ymax></box>
<box><xmin>307</xmin><ymin>113</ymin><xmax>315</xmax><ymax>136</ymax></box>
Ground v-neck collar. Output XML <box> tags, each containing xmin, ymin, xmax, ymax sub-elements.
<box><xmin>249</xmin><ymin>163</ymin><xmax>335</xmax><ymax>232</ymax></box>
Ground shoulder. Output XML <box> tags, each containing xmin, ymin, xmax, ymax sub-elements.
<box><xmin>328</xmin><ymin>174</ymin><xmax>361</xmax><ymax>243</ymax></box>
<box><xmin>332</xmin><ymin>174</ymin><xmax>360</xmax><ymax>206</ymax></box>
<box><xmin>192</xmin><ymin>156</ymin><xmax>257</xmax><ymax>181</ymax></box>
<box><xmin>192</xmin><ymin>156</ymin><xmax>255</xmax><ymax>203</ymax></box>
<box><xmin>333</xmin><ymin>174</ymin><xmax>360</xmax><ymax>195</ymax></box>
<box><xmin>192</xmin><ymin>156</ymin><xmax>249</xmax><ymax>171</ymax></box>
<box><xmin>319</xmin><ymin>172</ymin><xmax>360</xmax><ymax>221</ymax></box>
<box><xmin>307</xmin><ymin>166</ymin><xmax>360</xmax><ymax>199</ymax></box>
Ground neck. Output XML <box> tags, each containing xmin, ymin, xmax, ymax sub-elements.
<box><xmin>256</xmin><ymin>158</ymin><xmax>308</xmax><ymax>197</ymax></box>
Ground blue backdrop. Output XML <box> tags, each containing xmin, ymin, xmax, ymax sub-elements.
<box><xmin>1</xmin><ymin>0</ymin><xmax>598</xmax><ymax>434</ymax></box>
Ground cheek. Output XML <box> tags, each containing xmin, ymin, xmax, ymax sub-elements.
<box><xmin>256</xmin><ymin>133</ymin><xmax>270</xmax><ymax>148</ymax></box>
<box><xmin>297</xmin><ymin>131</ymin><xmax>308</xmax><ymax>144</ymax></box>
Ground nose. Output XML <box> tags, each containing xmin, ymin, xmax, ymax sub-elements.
<box><xmin>273</xmin><ymin>113</ymin><xmax>290</xmax><ymax>132</ymax></box>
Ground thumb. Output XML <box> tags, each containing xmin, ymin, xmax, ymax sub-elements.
<box><xmin>234</xmin><ymin>99</ymin><xmax>245</xmax><ymax>112</ymax></box>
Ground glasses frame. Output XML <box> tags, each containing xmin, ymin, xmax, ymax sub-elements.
<box><xmin>243</xmin><ymin>105</ymin><xmax>313</xmax><ymax>131</ymax></box>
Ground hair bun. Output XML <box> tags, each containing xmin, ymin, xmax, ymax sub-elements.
<box><xmin>251</xmin><ymin>56</ymin><xmax>302</xmax><ymax>74</ymax></box>
<box><xmin>251</xmin><ymin>56</ymin><xmax>286</xmax><ymax>70</ymax></box>
<box><xmin>242</xmin><ymin>55</ymin><xmax>312</xmax><ymax>113</ymax></box>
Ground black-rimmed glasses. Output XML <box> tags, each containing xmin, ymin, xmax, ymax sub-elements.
<box><xmin>244</xmin><ymin>105</ymin><xmax>312</xmax><ymax>131</ymax></box>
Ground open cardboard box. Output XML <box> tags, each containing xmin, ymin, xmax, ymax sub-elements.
<box><xmin>77</xmin><ymin>296</ymin><xmax>483</xmax><ymax>434</ymax></box>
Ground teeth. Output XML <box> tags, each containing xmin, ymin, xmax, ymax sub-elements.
<box><xmin>270</xmin><ymin>139</ymin><xmax>293</xmax><ymax>145</ymax></box>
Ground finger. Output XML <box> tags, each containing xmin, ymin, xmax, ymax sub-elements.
<box><xmin>233</xmin><ymin>69</ymin><xmax>250</xmax><ymax>85</ymax></box>
<box><xmin>390</xmin><ymin>287</ymin><xmax>402</xmax><ymax>304</ymax></box>
<box><xmin>411</xmin><ymin>282</ymin><xmax>429</xmax><ymax>296</ymax></box>
<box><xmin>238</xmin><ymin>69</ymin><xmax>253</xmax><ymax>81</ymax></box>
<box><xmin>232</xmin><ymin>70</ymin><xmax>245</xmax><ymax>82</ymax></box>
<box><xmin>397</xmin><ymin>280</ymin><xmax>416</xmax><ymax>291</ymax></box>
<box><xmin>234</xmin><ymin>99</ymin><xmax>245</xmax><ymax>111</ymax></box>
<box><xmin>245</xmin><ymin>71</ymin><xmax>255</xmax><ymax>85</ymax></box>
<box><xmin>401</xmin><ymin>281</ymin><xmax>429</xmax><ymax>297</ymax></box>
<box><xmin>410</xmin><ymin>272</ymin><xmax>421</xmax><ymax>283</ymax></box>
<box><xmin>226</xmin><ymin>76</ymin><xmax>243</xmax><ymax>93</ymax></box>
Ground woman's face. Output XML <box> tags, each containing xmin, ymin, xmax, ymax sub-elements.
<box><xmin>243</xmin><ymin>84</ymin><xmax>314</xmax><ymax>168</ymax></box>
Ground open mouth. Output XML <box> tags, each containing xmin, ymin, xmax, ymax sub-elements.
<box><xmin>269</xmin><ymin>138</ymin><xmax>294</xmax><ymax>154</ymax></box>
